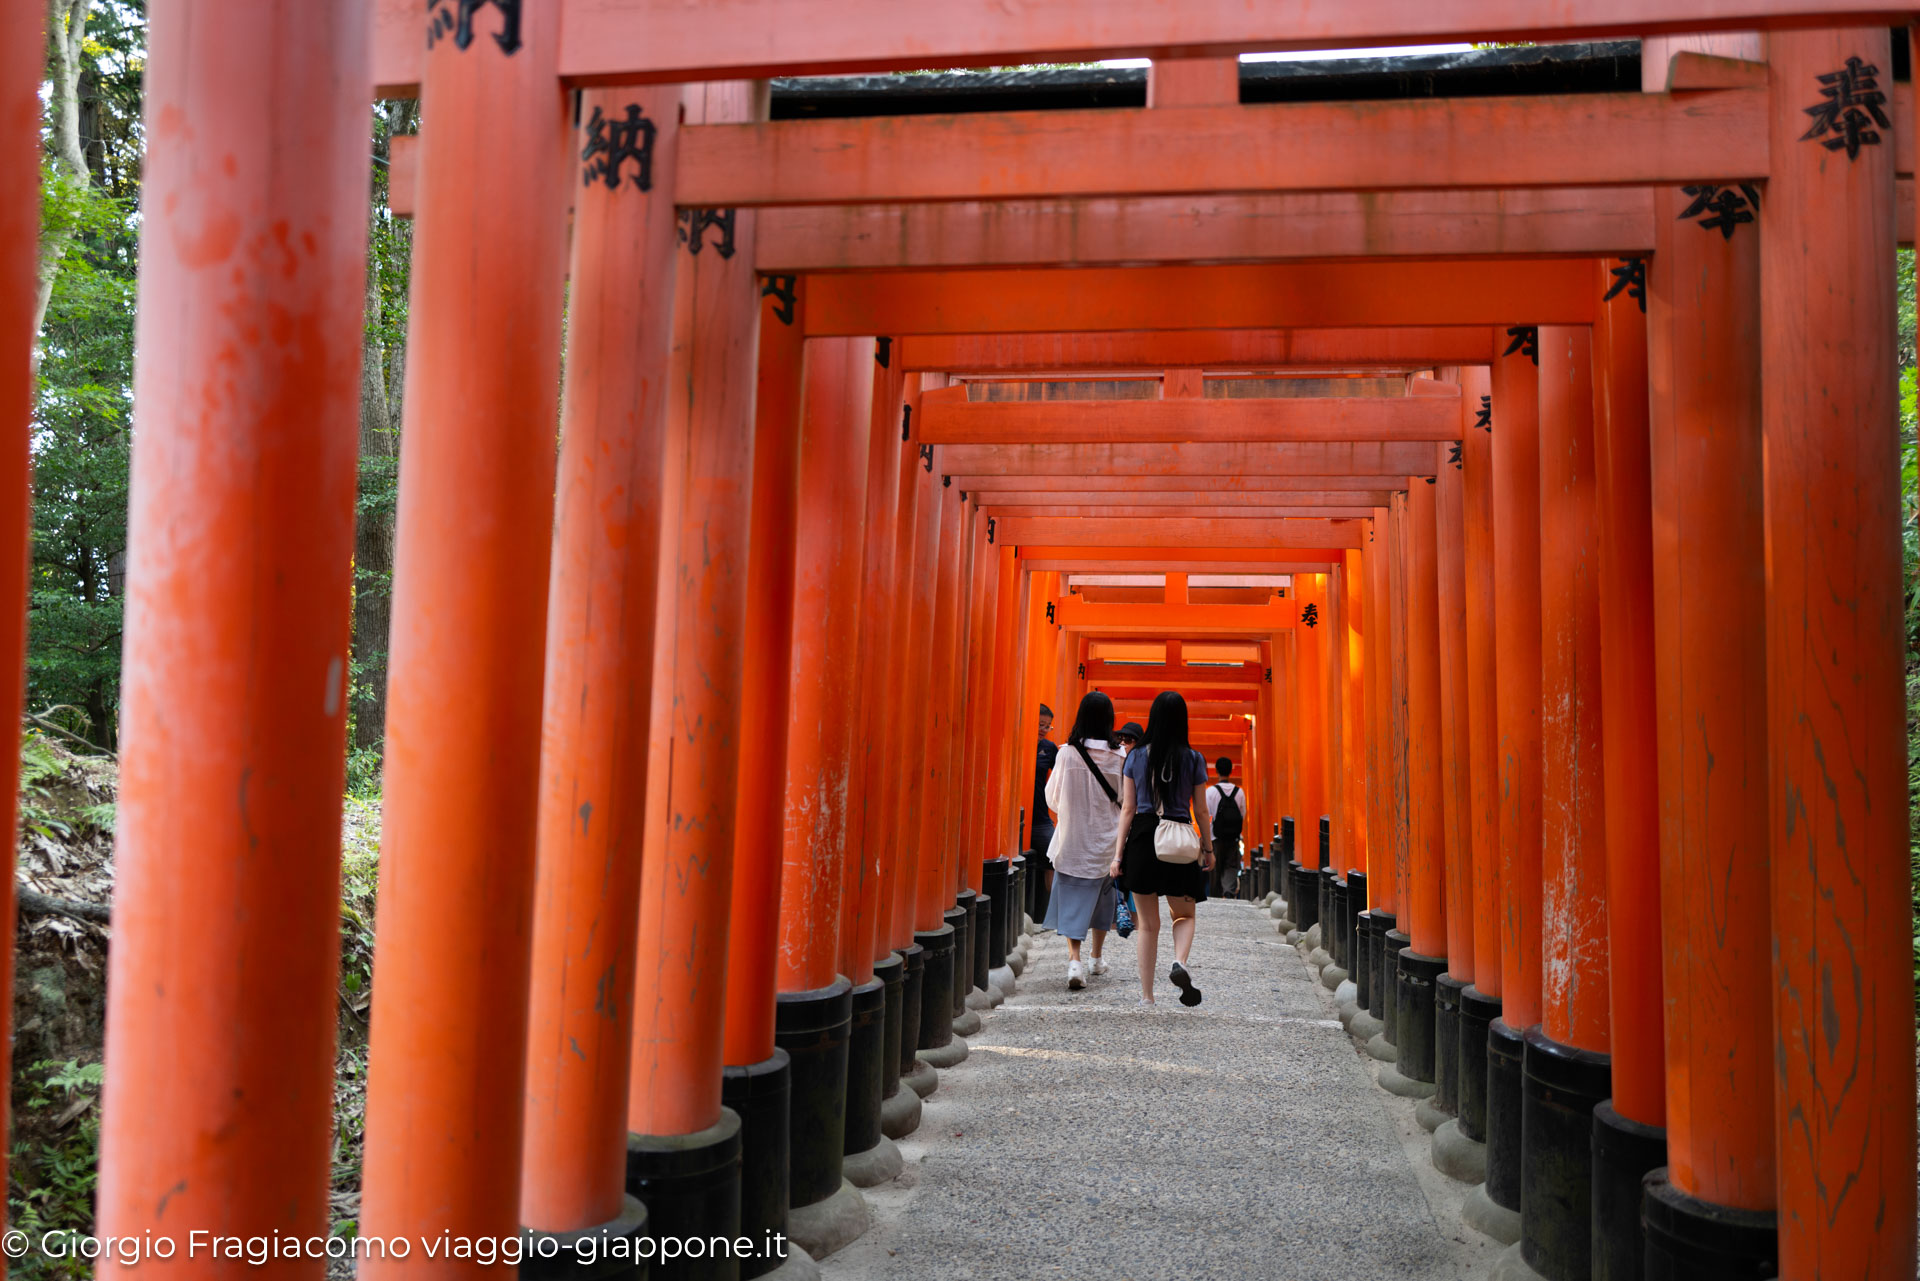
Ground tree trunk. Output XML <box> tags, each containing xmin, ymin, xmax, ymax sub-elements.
<box><xmin>33</xmin><ymin>0</ymin><xmax>92</xmax><ymax>341</ymax></box>
<box><xmin>352</xmin><ymin>263</ymin><xmax>396</xmax><ymax>753</ymax></box>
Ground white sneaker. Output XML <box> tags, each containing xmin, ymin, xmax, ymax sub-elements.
<box><xmin>1067</xmin><ymin>960</ymin><xmax>1086</xmax><ymax>990</ymax></box>
<box><xmin>1088</xmin><ymin>956</ymin><xmax>1109</xmax><ymax>976</ymax></box>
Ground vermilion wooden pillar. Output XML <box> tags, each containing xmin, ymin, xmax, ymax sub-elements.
<box><xmin>0</xmin><ymin>0</ymin><xmax>38</xmax><ymax>1210</ymax></box>
<box><xmin>96</xmin><ymin>1</ymin><xmax>370</xmax><ymax>1267</ymax></box>
<box><xmin>1587</xmin><ymin>253</ymin><xmax>1671</xmax><ymax>1272</ymax></box>
<box><xmin>1459</xmin><ymin>368</ymin><xmax>1501</xmax><ymax>1002</ymax></box>
<box><xmin>1365</xmin><ymin>510</ymin><xmax>1393</xmax><ymax>917</ymax></box>
<box><xmin>357</xmin><ymin>4</ymin><xmax>568</xmax><ymax>1272</ymax></box>
<box><xmin>1385</xmin><ymin>494</ymin><xmax>1412</xmax><ymax>943</ymax></box>
<box><xmin>722</xmin><ymin>272</ymin><xmax>811</xmax><ymax>1278</ymax></box>
<box><xmin>1433</xmin><ymin>425</ymin><xmax>1474</xmax><ymax>1128</ymax></box>
<box><xmin>1395</xmin><ymin>471</ymin><xmax>1447</xmax><ymax>1092</ymax></box>
<box><xmin>1763</xmin><ymin>28</ymin><xmax>1915</xmax><ymax>1278</ymax></box>
<box><xmin>779</xmin><ymin>338</ymin><xmax>874</xmax><ymax>994</ymax></box>
<box><xmin>1295</xmin><ymin>573</ymin><xmax>1327</xmax><ymax>863</ymax></box>
<box><xmin>1480</xmin><ymin>326</ymin><xmax>1544</xmax><ymax>1238</ymax></box>
<box><xmin>1324</xmin><ymin>563</ymin><xmax>1348</xmax><ymax>890</ymax></box>
<box><xmin>984</xmin><ymin>542</ymin><xmax>1020</xmax><ymax>866</ymax></box>
<box><xmin>774</xmin><ymin>336</ymin><xmax>873</xmax><ymax>1235</ymax></box>
<box><xmin>521</xmin><ymin>84</ymin><xmax>679</xmax><ymax>1237</ymax></box>
<box><xmin>621</xmin><ymin>76</ymin><xmax>765</xmax><ymax>1243</ymax></box>
<box><xmin>1342</xmin><ymin>548</ymin><xmax>1369</xmax><ymax>884</ymax></box>
<box><xmin>1451</xmin><ymin>365</ymin><xmax>1506</xmax><ymax>1176</ymax></box>
<box><xmin>1641</xmin><ymin>156</ymin><xmax>1775</xmax><ymax>1270</ymax></box>
<box><xmin>876</xmin><ymin>379</ymin><xmax>923</xmax><ymax>956</ymax></box>
<box><xmin>1523</xmin><ymin>324</ymin><xmax>1612</xmax><ymax>1280</ymax></box>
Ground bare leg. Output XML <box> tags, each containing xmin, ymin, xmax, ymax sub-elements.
<box><xmin>1169</xmin><ymin>897</ymin><xmax>1197</xmax><ymax>965</ymax></box>
<box><xmin>1089</xmin><ymin>928</ymin><xmax>1108</xmax><ymax>960</ymax></box>
<box><xmin>1134</xmin><ymin>895</ymin><xmax>1162</xmax><ymax>1002</ymax></box>
<box><xmin>1067</xmin><ymin>937</ymin><xmax>1082</xmax><ymax>962</ymax></box>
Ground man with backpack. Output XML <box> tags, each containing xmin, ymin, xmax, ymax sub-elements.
<box><xmin>1205</xmin><ymin>759</ymin><xmax>1246</xmax><ymax>900</ymax></box>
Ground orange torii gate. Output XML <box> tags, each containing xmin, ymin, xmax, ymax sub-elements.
<box><xmin>0</xmin><ymin>8</ymin><xmax>1910</xmax><ymax>1281</ymax></box>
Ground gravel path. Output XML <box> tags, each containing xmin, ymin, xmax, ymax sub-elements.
<box><xmin>822</xmin><ymin>898</ymin><xmax>1501</xmax><ymax>1281</ymax></box>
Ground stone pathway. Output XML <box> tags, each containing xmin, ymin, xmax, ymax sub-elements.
<box><xmin>823</xmin><ymin>898</ymin><xmax>1501</xmax><ymax>1281</ymax></box>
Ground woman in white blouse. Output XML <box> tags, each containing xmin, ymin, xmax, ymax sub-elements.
<box><xmin>1042</xmin><ymin>692</ymin><xmax>1126</xmax><ymax>990</ymax></box>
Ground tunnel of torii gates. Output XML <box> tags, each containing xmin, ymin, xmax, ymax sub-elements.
<box><xmin>6</xmin><ymin>4</ymin><xmax>1920</xmax><ymax>1281</ymax></box>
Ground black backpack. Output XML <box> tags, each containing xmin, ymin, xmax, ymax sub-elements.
<box><xmin>1211</xmin><ymin>784</ymin><xmax>1243</xmax><ymax>845</ymax></box>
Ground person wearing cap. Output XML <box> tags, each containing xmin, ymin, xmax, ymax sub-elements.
<box><xmin>1115</xmin><ymin>721</ymin><xmax>1143</xmax><ymax>755</ymax></box>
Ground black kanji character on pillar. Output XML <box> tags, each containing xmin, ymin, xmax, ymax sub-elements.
<box><xmin>900</xmin><ymin>404</ymin><xmax>913</xmax><ymax>440</ymax></box>
<box><xmin>1677</xmin><ymin>184</ymin><xmax>1760</xmax><ymax>239</ymax></box>
<box><xmin>1603</xmin><ymin>257</ymin><xmax>1647</xmax><ymax>312</ymax></box>
<box><xmin>1448</xmin><ymin>441</ymin><xmax>1463</xmax><ymax>470</ymax></box>
<box><xmin>1264</xmin><ymin>667</ymin><xmax>1273</xmax><ymax>684</ymax></box>
<box><xmin>1801</xmin><ymin>56</ymin><xmax>1890</xmax><ymax>160</ymax></box>
<box><xmin>1078</xmin><ymin>662</ymin><xmax>1087</xmax><ymax>679</ymax></box>
<box><xmin>1475</xmin><ymin>395</ymin><xmax>1492</xmax><ymax>433</ymax></box>
<box><xmin>987</xmin><ymin>517</ymin><xmax>996</xmax><ymax>544</ymax></box>
<box><xmin>919</xmin><ymin>444</ymin><xmax>934</xmax><ymax>472</ymax></box>
<box><xmin>1301</xmin><ymin>603</ymin><xmax>1319</xmax><ymax>629</ymax></box>
<box><xmin>677</xmin><ymin>208</ymin><xmax>737</xmax><ymax>258</ymax></box>
<box><xmin>1046</xmin><ymin>602</ymin><xmax>1056</xmax><ymax>624</ymax></box>
<box><xmin>761</xmin><ymin>274</ymin><xmax>797</xmax><ymax>325</ymax></box>
<box><xmin>876</xmin><ymin>337</ymin><xmax>892</xmax><ymax>368</ymax></box>
<box><xmin>579</xmin><ymin>103</ymin><xmax>657</xmax><ymax>191</ymax></box>
<box><xmin>427</xmin><ymin>0</ymin><xmax>522</xmax><ymax>54</ymax></box>
<box><xmin>1503</xmin><ymin>325</ymin><xmax>1538</xmax><ymax>365</ymax></box>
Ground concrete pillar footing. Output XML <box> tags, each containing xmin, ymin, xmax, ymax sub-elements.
<box><xmin>1365</xmin><ymin>1033</ymin><xmax>1398</xmax><ymax>1063</ymax></box>
<box><xmin>952</xmin><ymin>1010</ymin><xmax>983</xmax><ymax>1037</ymax></box>
<box><xmin>988</xmin><ymin>965</ymin><xmax>1015</xmax><ymax>998</ymax></box>
<box><xmin>918</xmin><ymin>1040</ymin><xmax>968</xmax><ymax>1069</ymax></box>
<box><xmin>1462</xmin><ymin>1183</ymin><xmax>1523</xmax><ymax>1245</ymax></box>
<box><xmin>1415</xmin><ymin>1097</ymin><xmax>1449</xmax><ymax>1132</ymax></box>
<box><xmin>963</xmin><ymin>987</ymin><xmax>993</xmax><ymax>1012</ymax></box>
<box><xmin>1378</xmin><ymin>1064</ymin><xmax>1437</xmax><ymax>1099</ymax></box>
<box><xmin>842</xmin><ymin>1135</ymin><xmax>903</xmax><ymax>1188</ymax></box>
<box><xmin>1431</xmin><ymin>1119</ymin><xmax>1488</xmax><ymax>1184</ymax></box>
<box><xmin>1486</xmin><ymin>1242</ymin><xmax>1549</xmax><ymax>1281</ymax></box>
<box><xmin>901</xmin><ymin>1061</ymin><xmax>938</xmax><ymax>1098</ymax></box>
<box><xmin>759</xmin><ymin>1243</ymin><xmax>820</xmax><ymax>1281</ymax></box>
<box><xmin>1321</xmin><ymin>964</ymin><xmax>1347</xmax><ymax>991</ymax></box>
<box><xmin>879</xmin><ymin>1086</ymin><xmax>922</xmax><ymax>1139</ymax></box>
<box><xmin>787</xmin><ymin>1177</ymin><xmax>869</xmax><ymax>1262</ymax></box>
<box><xmin>1350</xmin><ymin>1010</ymin><xmax>1384</xmax><ymax>1043</ymax></box>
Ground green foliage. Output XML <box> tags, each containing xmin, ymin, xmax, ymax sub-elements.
<box><xmin>8</xmin><ymin>1060</ymin><xmax>106</xmax><ymax>1281</ymax></box>
<box><xmin>29</xmin><ymin>4</ymin><xmax>146</xmax><ymax>750</ymax></box>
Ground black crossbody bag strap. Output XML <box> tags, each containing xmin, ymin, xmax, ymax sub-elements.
<box><xmin>1073</xmin><ymin>743</ymin><xmax>1121</xmax><ymax>808</ymax></box>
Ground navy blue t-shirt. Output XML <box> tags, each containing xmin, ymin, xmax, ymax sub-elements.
<box><xmin>1122</xmin><ymin>745</ymin><xmax>1208</xmax><ymax>818</ymax></box>
<box><xmin>1032</xmin><ymin>737</ymin><xmax>1059</xmax><ymax>826</ymax></box>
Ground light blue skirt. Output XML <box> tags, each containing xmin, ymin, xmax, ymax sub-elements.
<box><xmin>1042</xmin><ymin>870</ymin><xmax>1116</xmax><ymax>941</ymax></box>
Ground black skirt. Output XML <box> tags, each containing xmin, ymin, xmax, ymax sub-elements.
<box><xmin>1117</xmin><ymin>811</ymin><xmax>1207</xmax><ymax>901</ymax></box>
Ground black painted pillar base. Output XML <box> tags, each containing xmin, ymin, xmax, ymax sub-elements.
<box><xmin>1348</xmin><ymin>872</ymin><xmax>1368</xmax><ymax>973</ymax></box>
<box><xmin>1434</xmin><ymin>973</ymin><xmax>1467</xmax><ymax>1115</ymax></box>
<box><xmin>524</xmin><ymin>1196</ymin><xmax>651</xmax><ymax>1281</ymax></box>
<box><xmin>841</xmin><ymin>977</ymin><xmax>886</xmax><ymax>1162</ymax></box>
<box><xmin>1295</xmin><ymin>866</ymin><xmax>1321</xmax><ymax>933</ymax></box>
<box><xmin>970</xmin><ymin>892</ymin><xmax>991</xmax><ymax>995</ymax></box>
<box><xmin>721</xmin><ymin>1052</ymin><xmax>789</xmax><ymax>1281</ymax></box>
<box><xmin>1395</xmin><ymin>949</ymin><xmax>1446</xmax><ymax>1083</ymax></box>
<box><xmin>1641</xmin><ymin>1168</ymin><xmax>1776</xmax><ymax>1281</ymax></box>
<box><xmin>983</xmin><ymin>860</ymin><xmax>1010</xmax><ymax>967</ymax></box>
<box><xmin>1354</xmin><ymin>912</ymin><xmax>1374</xmax><ymax>1009</ymax></box>
<box><xmin>1485</xmin><ymin>1017</ymin><xmax>1526</xmax><ymax>1215</ymax></box>
<box><xmin>1520</xmin><ymin>1025</ymin><xmax>1612</xmax><ymax>1281</ymax></box>
<box><xmin>1591</xmin><ymin>1100</ymin><xmax>1667</xmax><ymax>1281</ymax></box>
<box><xmin>1368</xmin><ymin>912</ymin><xmax>1396</xmax><ymax>1021</ymax></box>
<box><xmin>1329</xmin><ymin>877</ymin><xmax>1350</xmax><ymax>968</ymax></box>
<box><xmin>913</xmin><ymin>927</ymin><xmax>954</xmax><ymax>1051</ymax></box>
<box><xmin>1316</xmin><ymin>869</ymin><xmax>1333</xmax><ymax>941</ymax></box>
<box><xmin>945</xmin><ymin>902</ymin><xmax>971</xmax><ymax>1018</ymax></box>
<box><xmin>1008</xmin><ymin>856</ymin><xmax>1025</xmax><ymax>934</ymax></box>
<box><xmin>1458</xmin><ymin>986</ymin><xmax>1500</xmax><ymax>1143</ymax></box>
<box><xmin>626</xmin><ymin>1110</ymin><xmax>742</xmax><ymax>1281</ymax></box>
<box><xmin>774</xmin><ymin>978</ymin><xmax>854</xmax><ymax>1216</ymax></box>
<box><xmin>1381</xmin><ymin>928</ymin><xmax>1411</xmax><ymax>1043</ymax></box>
<box><xmin>872</xmin><ymin>953</ymin><xmax>904</xmax><ymax>1101</ymax></box>
<box><xmin>896</xmin><ymin>944</ymin><xmax>926</xmax><ymax>1074</ymax></box>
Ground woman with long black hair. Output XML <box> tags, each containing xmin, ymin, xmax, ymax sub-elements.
<box><xmin>1040</xmin><ymin>691</ymin><xmax>1124</xmax><ymax>989</ymax></box>
<box><xmin>1109</xmin><ymin>690</ymin><xmax>1214</xmax><ymax>1006</ymax></box>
